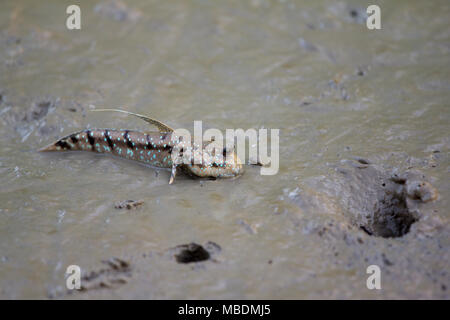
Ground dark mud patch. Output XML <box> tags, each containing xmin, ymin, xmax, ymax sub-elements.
<box><xmin>114</xmin><ymin>199</ymin><xmax>144</xmax><ymax>210</ymax></box>
<box><xmin>0</xmin><ymin>96</ymin><xmax>59</xmax><ymax>141</ymax></box>
<box><xmin>335</xmin><ymin>160</ymin><xmax>438</xmax><ymax>238</ymax></box>
<box><xmin>27</xmin><ymin>101</ymin><xmax>52</xmax><ymax>121</ymax></box>
<box><xmin>175</xmin><ymin>243</ymin><xmax>210</xmax><ymax>263</ymax></box>
<box><xmin>171</xmin><ymin>241</ymin><xmax>221</xmax><ymax>264</ymax></box>
<box><xmin>1</xmin><ymin>97</ymin><xmax>55</xmax><ymax>126</ymax></box>
<box><xmin>348</xmin><ymin>8</ymin><xmax>368</xmax><ymax>24</ymax></box>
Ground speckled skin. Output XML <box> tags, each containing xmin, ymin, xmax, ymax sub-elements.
<box><xmin>40</xmin><ymin>129</ymin><xmax>243</xmax><ymax>182</ymax></box>
<box><xmin>41</xmin><ymin>129</ymin><xmax>175</xmax><ymax>167</ymax></box>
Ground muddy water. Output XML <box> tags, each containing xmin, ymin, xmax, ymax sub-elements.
<box><xmin>0</xmin><ymin>0</ymin><xmax>449</xmax><ymax>299</ymax></box>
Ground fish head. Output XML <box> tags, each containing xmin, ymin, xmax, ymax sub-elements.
<box><xmin>173</xmin><ymin>140</ymin><xmax>244</xmax><ymax>179</ymax></box>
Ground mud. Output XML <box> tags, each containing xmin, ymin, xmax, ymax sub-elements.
<box><xmin>47</xmin><ymin>257</ymin><xmax>131</xmax><ymax>298</ymax></box>
<box><xmin>0</xmin><ymin>0</ymin><xmax>449</xmax><ymax>299</ymax></box>
<box><xmin>114</xmin><ymin>200</ymin><xmax>144</xmax><ymax>210</ymax></box>
<box><xmin>172</xmin><ymin>242</ymin><xmax>222</xmax><ymax>264</ymax></box>
<box><xmin>27</xmin><ymin>101</ymin><xmax>52</xmax><ymax>122</ymax></box>
<box><xmin>77</xmin><ymin>258</ymin><xmax>131</xmax><ymax>292</ymax></box>
<box><xmin>52</xmin><ymin>242</ymin><xmax>222</xmax><ymax>298</ymax></box>
<box><xmin>333</xmin><ymin>160</ymin><xmax>439</xmax><ymax>238</ymax></box>
<box><xmin>94</xmin><ymin>0</ymin><xmax>142</xmax><ymax>22</ymax></box>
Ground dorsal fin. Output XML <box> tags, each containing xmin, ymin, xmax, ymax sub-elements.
<box><xmin>91</xmin><ymin>108</ymin><xmax>174</xmax><ymax>132</ymax></box>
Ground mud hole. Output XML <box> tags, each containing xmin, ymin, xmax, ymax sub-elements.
<box><xmin>171</xmin><ymin>241</ymin><xmax>221</xmax><ymax>264</ymax></box>
<box><xmin>289</xmin><ymin>157</ymin><xmax>441</xmax><ymax>239</ymax></box>
<box><xmin>283</xmin><ymin>155</ymin><xmax>447</xmax><ymax>298</ymax></box>
<box><xmin>174</xmin><ymin>243</ymin><xmax>210</xmax><ymax>263</ymax></box>
<box><xmin>335</xmin><ymin>159</ymin><xmax>438</xmax><ymax>238</ymax></box>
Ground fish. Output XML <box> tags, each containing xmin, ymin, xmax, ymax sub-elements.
<box><xmin>39</xmin><ymin>109</ymin><xmax>243</xmax><ymax>184</ymax></box>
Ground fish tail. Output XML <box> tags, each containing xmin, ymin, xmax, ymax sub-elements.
<box><xmin>39</xmin><ymin>130</ymin><xmax>104</xmax><ymax>153</ymax></box>
<box><xmin>39</xmin><ymin>129</ymin><xmax>174</xmax><ymax>172</ymax></box>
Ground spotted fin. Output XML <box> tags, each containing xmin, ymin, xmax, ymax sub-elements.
<box><xmin>91</xmin><ymin>108</ymin><xmax>174</xmax><ymax>133</ymax></box>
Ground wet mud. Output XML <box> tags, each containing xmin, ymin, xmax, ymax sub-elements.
<box><xmin>172</xmin><ymin>242</ymin><xmax>221</xmax><ymax>264</ymax></box>
<box><xmin>114</xmin><ymin>200</ymin><xmax>144</xmax><ymax>210</ymax></box>
<box><xmin>51</xmin><ymin>241</ymin><xmax>221</xmax><ymax>298</ymax></box>
<box><xmin>0</xmin><ymin>0</ymin><xmax>448</xmax><ymax>299</ymax></box>
<box><xmin>334</xmin><ymin>160</ymin><xmax>439</xmax><ymax>238</ymax></box>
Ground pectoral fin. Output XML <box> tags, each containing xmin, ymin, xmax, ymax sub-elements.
<box><xmin>169</xmin><ymin>164</ymin><xmax>177</xmax><ymax>184</ymax></box>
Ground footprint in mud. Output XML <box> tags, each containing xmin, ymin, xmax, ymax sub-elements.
<box><xmin>68</xmin><ymin>257</ymin><xmax>132</xmax><ymax>295</ymax></box>
<box><xmin>170</xmin><ymin>241</ymin><xmax>221</xmax><ymax>264</ymax></box>
<box><xmin>52</xmin><ymin>242</ymin><xmax>221</xmax><ymax>298</ymax></box>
